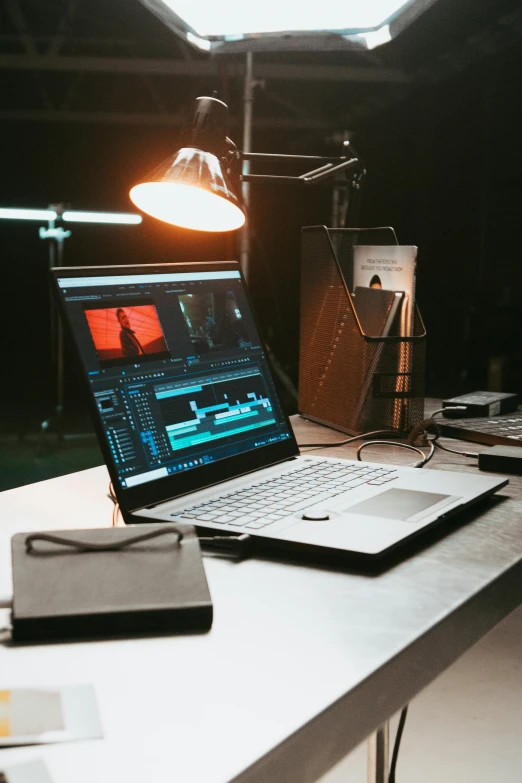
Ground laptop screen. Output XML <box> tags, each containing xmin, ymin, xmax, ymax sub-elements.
<box><xmin>55</xmin><ymin>264</ymin><xmax>294</xmax><ymax>496</ymax></box>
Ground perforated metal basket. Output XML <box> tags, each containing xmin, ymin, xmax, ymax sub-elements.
<box><xmin>298</xmin><ymin>226</ymin><xmax>426</xmax><ymax>435</ymax></box>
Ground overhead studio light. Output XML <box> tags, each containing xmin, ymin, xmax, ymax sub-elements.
<box><xmin>138</xmin><ymin>0</ymin><xmax>439</xmax><ymax>49</ymax></box>
<box><xmin>154</xmin><ymin>0</ymin><xmax>408</xmax><ymax>36</ymax></box>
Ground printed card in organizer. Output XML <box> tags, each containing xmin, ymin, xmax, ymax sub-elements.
<box><xmin>352</xmin><ymin>245</ymin><xmax>418</xmax><ymax>337</ymax></box>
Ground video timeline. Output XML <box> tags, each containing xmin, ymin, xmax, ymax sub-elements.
<box><xmin>155</xmin><ymin>370</ymin><xmax>275</xmax><ymax>456</ymax></box>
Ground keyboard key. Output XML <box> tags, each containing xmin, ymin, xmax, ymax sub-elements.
<box><xmin>229</xmin><ymin>514</ymin><xmax>262</xmax><ymax>525</ymax></box>
<box><xmin>284</xmin><ymin>492</ymin><xmax>335</xmax><ymax>511</ymax></box>
<box><xmin>344</xmin><ymin>478</ymin><xmax>371</xmax><ymax>488</ymax></box>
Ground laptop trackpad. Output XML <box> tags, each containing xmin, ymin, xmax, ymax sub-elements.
<box><xmin>345</xmin><ymin>488</ymin><xmax>457</xmax><ymax>523</ymax></box>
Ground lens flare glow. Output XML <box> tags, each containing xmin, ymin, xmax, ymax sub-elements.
<box><xmin>130</xmin><ymin>182</ymin><xmax>245</xmax><ymax>232</ymax></box>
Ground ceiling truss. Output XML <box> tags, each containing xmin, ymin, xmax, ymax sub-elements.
<box><xmin>2</xmin><ymin>0</ymin><xmax>522</xmax><ymax>133</ymax></box>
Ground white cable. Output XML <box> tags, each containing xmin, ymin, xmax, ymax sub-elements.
<box><xmin>0</xmin><ymin>595</ymin><xmax>13</xmax><ymax>609</ymax></box>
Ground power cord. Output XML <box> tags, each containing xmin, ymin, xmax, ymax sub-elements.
<box><xmin>408</xmin><ymin>407</ymin><xmax>480</xmax><ymax>460</ymax></box>
<box><xmin>110</xmin><ymin>483</ymin><xmax>253</xmax><ymax>560</ymax></box>
<box><xmin>299</xmin><ymin>429</ymin><xmax>407</xmax><ymax>451</ymax></box>
<box><xmin>198</xmin><ymin>533</ymin><xmax>252</xmax><ymax>559</ymax></box>
<box><xmin>357</xmin><ymin>439</ymin><xmax>435</xmax><ymax>468</ymax></box>
<box><xmin>108</xmin><ymin>482</ymin><xmax>122</xmax><ymax>526</ymax></box>
<box><xmin>299</xmin><ymin>427</ymin><xmax>435</xmax><ymax>467</ymax></box>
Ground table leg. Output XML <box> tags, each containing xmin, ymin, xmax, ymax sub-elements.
<box><xmin>367</xmin><ymin>722</ymin><xmax>389</xmax><ymax>783</ymax></box>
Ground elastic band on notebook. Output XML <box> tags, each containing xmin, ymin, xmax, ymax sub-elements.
<box><xmin>25</xmin><ymin>528</ymin><xmax>184</xmax><ymax>554</ymax></box>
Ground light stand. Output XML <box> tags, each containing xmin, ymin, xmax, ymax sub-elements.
<box><xmin>38</xmin><ymin>205</ymin><xmax>71</xmax><ymax>442</ymax></box>
<box><xmin>0</xmin><ymin>205</ymin><xmax>142</xmax><ymax>445</ymax></box>
<box><xmin>238</xmin><ymin>50</ymin><xmax>257</xmax><ymax>278</ymax></box>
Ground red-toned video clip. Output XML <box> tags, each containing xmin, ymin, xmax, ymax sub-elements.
<box><xmin>84</xmin><ymin>304</ymin><xmax>169</xmax><ymax>366</ymax></box>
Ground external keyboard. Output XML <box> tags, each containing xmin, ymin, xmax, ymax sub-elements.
<box><xmin>171</xmin><ymin>459</ymin><xmax>398</xmax><ymax>530</ymax></box>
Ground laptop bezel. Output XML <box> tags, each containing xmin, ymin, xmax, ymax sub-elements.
<box><xmin>51</xmin><ymin>260</ymin><xmax>299</xmax><ymax>514</ymax></box>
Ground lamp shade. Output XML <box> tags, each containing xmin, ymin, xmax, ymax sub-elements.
<box><xmin>130</xmin><ymin>147</ymin><xmax>244</xmax><ymax>232</ymax></box>
<box><xmin>130</xmin><ymin>96</ymin><xmax>245</xmax><ymax>232</ymax></box>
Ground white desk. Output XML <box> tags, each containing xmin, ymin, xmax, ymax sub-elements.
<box><xmin>2</xmin><ymin>419</ymin><xmax>522</xmax><ymax>783</ymax></box>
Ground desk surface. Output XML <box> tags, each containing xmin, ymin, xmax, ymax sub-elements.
<box><xmin>2</xmin><ymin>415</ymin><xmax>522</xmax><ymax>783</ymax></box>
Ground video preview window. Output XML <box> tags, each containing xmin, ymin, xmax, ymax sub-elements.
<box><xmin>178</xmin><ymin>290</ymin><xmax>251</xmax><ymax>355</ymax></box>
<box><xmin>84</xmin><ymin>301</ymin><xmax>169</xmax><ymax>367</ymax></box>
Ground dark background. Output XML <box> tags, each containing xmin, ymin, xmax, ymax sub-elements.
<box><xmin>2</xmin><ymin>0</ymin><xmax>522</xmax><ymax>430</ymax></box>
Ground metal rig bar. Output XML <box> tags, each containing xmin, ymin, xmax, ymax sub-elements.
<box><xmin>241</xmin><ymin>152</ymin><xmax>345</xmax><ymax>163</ymax></box>
<box><xmin>305</xmin><ymin>156</ymin><xmax>362</xmax><ymax>182</ymax></box>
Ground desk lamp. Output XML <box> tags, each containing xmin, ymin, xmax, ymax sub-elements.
<box><xmin>129</xmin><ymin>95</ymin><xmax>366</xmax><ymax>232</ymax></box>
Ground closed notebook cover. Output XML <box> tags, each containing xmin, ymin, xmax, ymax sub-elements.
<box><xmin>11</xmin><ymin>524</ymin><xmax>212</xmax><ymax>643</ymax></box>
<box><xmin>353</xmin><ymin>287</ymin><xmax>402</xmax><ymax>337</ymax></box>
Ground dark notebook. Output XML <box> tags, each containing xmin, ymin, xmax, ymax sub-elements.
<box><xmin>11</xmin><ymin>524</ymin><xmax>212</xmax><ymax>643</ymax></box>
<box><xmin>353</xmin><ymin>286</ymin><xmax>403</xmax><ymax>337</ymax></box>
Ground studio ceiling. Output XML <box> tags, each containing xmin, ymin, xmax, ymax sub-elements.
<box><xmin>1</xmin><ymin>0</ymin><xmax>522</xmax><ymax>138</ymax></box>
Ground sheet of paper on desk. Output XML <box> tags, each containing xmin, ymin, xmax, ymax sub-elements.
<box><xmin>1</xmin><ymin>760</ymin><xmax>54</xmax><ymax>783</ymax></box>
<box><xmin>0</xmin><ymin>684</ymin><xmax>102</xmax><ymax>747</ymax></box>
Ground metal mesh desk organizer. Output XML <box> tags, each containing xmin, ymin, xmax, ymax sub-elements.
<box><xmin>299</xmin><ymin>226</ymin><xmax>426</xmax><ymax>435</ymax></box>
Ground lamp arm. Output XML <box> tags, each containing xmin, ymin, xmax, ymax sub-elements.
<box><xmin>302</xmin><ymin>156</ymin><xmax>362</xmax><ymax>183</ymax></box>
<box><xmin>241</xmin><ymin>152</ymin><xmax>346</xmax><ymax>163</ymax></box>
<box><xmin>235</xmin><ymin>150</ymin><xmax>365</xmax><ymax>186</ymax></box>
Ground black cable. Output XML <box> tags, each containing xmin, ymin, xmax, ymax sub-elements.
<box><xmin>389</xmin><ymin>706</ymin><xmax>408</xmax><ymax>783</ymax></box>
<box><xmin>124</xmin><ymin>501</ymin><xmax>253</xmax><ymax>560</ymax></box>
<box><xmin>299</xmin><ymin>429</ymin><xmax>406</xmax><ymax>451</ymax></box>
<box><xmin>198</xmin><ymin>533</ymin><xmax>252</xmax><ymax>559</ymax></box>
<box><xmin>109</xmin><ymin>481</ymin><xmax>122</xmax><ymax>526</ymax></box>
<box><xmin>429</xmin><ymin>406</ymin><xmax>467</xmax><ymax>418</ymax></box>
<box><xmin>409</xmin><ymin>409</ymin><xmax>480</xmax><ymax>459</ymax></box>
<box><xmin>433</xmin><ymin>440</ymin><xmax>480</xmax><ymax>458</ymax></box>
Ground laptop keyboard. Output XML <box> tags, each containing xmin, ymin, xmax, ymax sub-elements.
<box><xmin>170</xmin><ymin>459</ymin><xmax>398</xmax><ymax>530</ymax></box>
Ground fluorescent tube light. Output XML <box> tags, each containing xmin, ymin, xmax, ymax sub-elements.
<box><xmin>62</xmin><ymin>211</ymin><xmax>142</xmax><ymax>225</ymax></box>
<box><xmin>0</xmin><ymin>208</ymin><xmax>142</xmax><ymax>225</ymax></box>
<box><xmin>0</xmin><ymin>208</ymin><xmax>57</xmax><ymax>221</ymax></box>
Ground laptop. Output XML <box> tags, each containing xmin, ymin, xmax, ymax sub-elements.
<box><xmin>52</xmin><ymin>261</ymin><xmax>508</xmax><ymax>562</ymax></box>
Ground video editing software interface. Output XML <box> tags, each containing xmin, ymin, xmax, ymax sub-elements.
<box><xmin>57</xmin><ymin>268</ymin><xmax>292</xmax><ymax>489</ymax></box>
